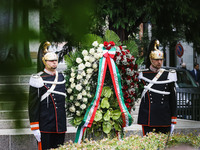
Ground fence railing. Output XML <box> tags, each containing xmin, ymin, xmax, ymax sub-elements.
<box><xmin>176</xmin><ymin>88</ymin><xmax>200</xmax><ymax>121</ymax></box>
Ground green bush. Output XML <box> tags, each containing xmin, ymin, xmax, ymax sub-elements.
<box><xmin>55</xmin><ymin>132</ymin><xmax>200</xmax><ymax>150</ymax></box>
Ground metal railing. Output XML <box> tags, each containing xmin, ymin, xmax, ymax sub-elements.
<box><xmin>176</xmin><ymin>88</ymin><xmax>200</xmax><ymax>121</ymax></box>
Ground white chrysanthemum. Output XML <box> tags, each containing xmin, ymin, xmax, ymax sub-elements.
<box><xmin>86</xmin><ymin>86</ymin><xmax>90</xmax><ymax>90</ymax></box>
<box><xmin>81</xmin><ymin>71</ymin><xmax>86</xmax><ymax>76</ymax></box>
<box><xmin>77</xmin><ymin>93</ymin><xmax>82</xmax><ymax>99</ymax></box>
<box><xmin>116</xmin><ymin>56</ymin><xmax>121</xmax><ymax>60</ymax></box>
<box><xmin>87</xmin><ymin>93</ymin><xmax>92</xmax><ymax>98</ymax></box>
<box><xmin>86</xmin><ymin>74</ymin><xmax>92</xmax><ymax>79</ymax></box>
<box><xmin>99</xmin><ymin>53</ymin><xmax>103</xmax><ymax>58</ymax></box>
<box><xmin>69</xmin><ymin>78</ymin><xmax>74</xmax><ymax>83</ymax></box>
<box><xmin>89</xmin><ymin>48</ymin><xmax>95</xmax><ymax>55</ymax></box>
<box><xmin>127</xmin><ymin>53</ymin><xmax>132</xmax><ymax>59</ymax></box>
<box><xmin>126</xmin><ymin>68</ymin><xmax>132</xmax><ymax>75</ymax></box>
<box><xmin>92</xmin><ymin>41</ymin><xmax>98</xmax><ymax>47</ymax></box>
<box><xmin>71</xmin><ymin>72</ymin><xmax>76</xmax><ymax>77</ymax></box>
<box><xmin>78</xmin><ymin>63</ymin><xmax>85</xmax><ymax>70</ymax></box>
<box><xmin>77</xmin><ymin>74</ymin><xmax>83</xmax><ymax>80</ymax></box>
<box><xmin>75</xmin><ymin>84</ymin><xmax>82</xmax><ymax>91</ymax></box>
<box><xmin>70</xmin><ymin>83</ymin><xmax>76</xmax><ymax>89</ymax></box>
<box><xmin>83</xmin><ymin>97</ymin><xmax>88</xmax><ymax>103</ymax></box>
<box><xmin>84</xmin><ymin>56</ymin><xmax>90</xmax><ymax>61</ymax></box>
<box><xmin>69</xmin><ymin>106</ymin><xmax>75</xmax><ymax>112</ymax></box>
<box><xmin>94</xmin><ymin>53</ymin><xmax>100</xmax><ymax>59</ymax></box>
<box><xmin>76</xmin><ymin>58</ymin><xmax>82</xmax><ymax>64</ymax></box>
<box><xmin>86</xmin><ymin>68</ymin><xmax>93</xmax><ymax>74</ymax></box>
<box><xmin>71</xmin><ymin>68</ymin><xmax>75</xmax><ymax>72</ymax></box>
<box><xmin>97</xmin><ymin>47</ymin><xmax>103</xmax><ymax>53</ymax></box>
<box><xmin>83</xmin><ymin>79</ymin><xmax>88</xmax><ymax>85</ymax></box>
<box><xmin>89</xmin><ymin>56</ymin><xmax>95</xmax><ymax>63</ymax></box>
<box><xmin>82</xmin><ymin>50</ymin><xmax>88</xmax><ymax>56</ymax></box>
<box><xmin>80</xmin><ymin>104</ymin><xmax>86</xmax><ymax>110</ymax></box>
<box><xmin>126</xmin><ymin>79</ymin><xmax>132</xmax><ymax>85</ymax></box>
<box><xmin>116</xmin><ymin>46</ymin><xmax>121</xmax><ymax>52</ymax></box>
<box><xmin>85</xmin><ymin>62</ymin><xmax>92</xmax><ymax>67</ymax></box>
<box><xmin>92</xmin><ymin>63</ymin><xmax>98</xmax><ymax>69</ymax></box>
<box><xmin>67</xmin><ymin>88</ymin><xmax>72</xmax><ymax>94</ymax></box>
<box><xmin>82</xmin><ymin>90</ymin><xmax>87</xmax><ymax>96</ymax></box>
<box><xmin>76</xmin><ymin>110</ymin><xmax>81</xmax><ymax>116</ymax></box>
<box><xmin>75</xmin><ymin>102</ymin><xmax>80</xmax><ymax>106</ymax></box>
<box><xmin>99</xmin><ymin>44</ymin><xmax>104</xmax><ymax>48</ymax></box>
<box><xmin>70</xmin><ymin>96</ymin><xmax>74</xmax><ymax>100</ymax></box>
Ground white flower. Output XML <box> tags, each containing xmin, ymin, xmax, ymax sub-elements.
<box><xmin>77</xmin><ymin>74</ymin><xmax>83</xmax><ymax>80</ymax></box>
<box><xmin>71</xmin><ymin>72</ymin><xmax>76</xmax><ymax>77</ymax></box>
<box><xmin>126</xmin><ymin>68</ymin><xmax>132</xmax><ymax>75</ymax></box>
<box><xmin>71</xmin><ymin>68</ymin><xmax>75</xmax><ymax>72</ymax></box>
<box><xmin>85</xmin><ymin>62</ymin><xmax>92</xmax><ymax>67</ymax></box>
<box><xmin>76</xmin><ymin>110</ymin><xmax>81</xmax><ymax>116</ymax></box>
<box><xmin>87</xmin><ymin>93</ymin><xmax>92</xmax><ymax>98</ymax></box>
<box><xmin>83</xmin><ymin>79</ymin><xmax>88</xmax><ymax>85</ymax></box>
<box><xmin>84</xmin><ymin>56</ymin><xmax>90</xmax><ymax>61</ymax></box>
<box><xmin>70</xmin><ymin>96</ymin><xmax>74</xmax><ymax>100</ymax></box>
<box><xmin>97</xmin><ymin>47</ymin><xmax>103</xmax><ymax>53</ymax></box>
<box><xmin>82</xmin><ymin>90</ymin><xmax>87</xmax><ymax>96</ymax></box>
<box><xmin>86</xmin><ymin>86</ymin><xmax>90</xmax><ymax>90</ymax></box>
<box><xmin>70</xmin><ymin>83</ymin><xmax>76</xmax><ymax>89</ymax></box>
<box><xmin>69</xmin><ymin>78</ymin><xmax>74</xmax><ymax>83</ymax></box>
<box><xmin>89</xmin><ymin>48</ymin><xmax>95</xmax><ymax>55</ymax></box>
<box><xmin>116</xmin><ymin>56</ymin><xmax>121</xmax><ymax>60</ymax></box>
<box><xmin>78</xmin><ymin>63</ymin><xmax>85</xmax><ymax>70</ymax></box>
<box><xmin>77</xmin><ymin>93</ymin><xmax>82</xmax><ymax>99</ymax></box>
<box><xmin>75</xmin><ymin>84</ymin><xmax>82</xmax><ymax>91</ymax></box>
<box><xmin>89</xmin><ymin>56</ymin><xmax>95</xmax><ymax>63</ymax></box>
<box><xmin>75</xmin><ymin>102</ymin><xmax>80</xmax><ymax>106</ymax></box>
<box><xmin>67</xmin><ymin>88</ymin><xmax>72</xmax><ymax>94</ymax></box>
<box><xmin>86</xmin><ymin>74</ymin><xmax>92</xmax><ymax>79</ymax></box>
<box><xmin>99</xmin><ymin>44</ymin><xmax>104</xmax><ymax>48</ymax></box>
<box><xmin>94</xmin><ymin>53</ymin><xmax>100</xmax><ymax>59</ymax></box>
<box><xmin>92</xmin><ymin>63</ymin><xmax>98</xmax><ymax>69</ymax></box>
<box><xmin>92</xmin><ymin>41</ymin><xmax>98</xmax><ymax>47</ymax></box>
<box><xmin>81</xmin><ymin>71</ymin><xmax>86</xmax><ymax>76</ymax></box>
<box><xmin>86</xmin><ymin>68</ymin><xmax>93</xmax><ymax>74</ymax></box>
<box><xmin>76</xmin><ymin>58</ymin><xmax>82</xmax><ymax>64</ymax></box>
<box><xmin>80</xmin><ymin>104</ymin><xmax>86</xmax><ymax>110</ymax></box>
<box><xmin>69</xmin><ymin>106</ymin><xmax>75</xmax><ymax>112</ymax></box>
<box><xmin>82</xmin><ymin>50</ymin><xmax>88</xmax><ymax>56</ymax></box>
<box><xmin>99</xmin><ymin>53</ymin><xmax>103</xmax><ymax>58</ymax></box>
<box><xmin>83</xmin><ymin>97</ymin><xmax>88</xmax><ymax>103</ymax></box>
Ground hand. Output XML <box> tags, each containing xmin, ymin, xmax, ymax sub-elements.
<box><xmin>32</xmin><ymin>129</ymin><xmax>41</xmax><ymax>142</ymax></box>
<box><xmin>170</xmin><ymin>124</ymin><xmax>175</xmax><ymax>135</ymax></box>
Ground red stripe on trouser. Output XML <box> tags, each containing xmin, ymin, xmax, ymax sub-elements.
<box><xmin>142</xmin><ymin>126</ymin><xmax>145</xmax><ymax>136</ymax></box>
<box><xmin>38</xmin><ymin>141</ymin><xmax>42</xmax><ymax>150</ymax></box>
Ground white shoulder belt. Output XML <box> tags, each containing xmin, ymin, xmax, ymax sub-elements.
<box><xmin>139</xmin><ymin>69</ymin><xmax>174</xmax><ymax>98</ymax></box>
<box><xmin>41</xmin><ymin>71</ymin><xmax>66</xmax><ymax>102</ymax></box>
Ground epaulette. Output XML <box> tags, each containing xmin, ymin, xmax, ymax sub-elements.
<box><xmin>138</xmin><ymin>68</ymin><xmax>149</xmax><ymax>72</ymax></box>
<box><xmin>29</xmin><ymin>72</ymin><xmax>44</xmax><ymax>88</ymax></box>
<box><xmin>169</xmin><ymin>69</ymin><xmax>176</xmax><ymax>73</ymax></box>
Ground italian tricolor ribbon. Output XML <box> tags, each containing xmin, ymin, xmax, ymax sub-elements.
<box><xmin>75</xmin><ymin>46</ymin><xmax>133</xmax><ymax>143</ymax></box>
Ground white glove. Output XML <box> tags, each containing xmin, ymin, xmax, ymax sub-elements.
<box><xmin>32</xmin><ymin>129</ymin><xmax>41</xmax><ymax>142</ymax></box>
<box><xmin>170</xmin><ymin>124</ymin><xmax>175</xmax><ymax>135</ymax></box>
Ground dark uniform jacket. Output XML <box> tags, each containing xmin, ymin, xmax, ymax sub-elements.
<box><xmin>137</xmin><ymin>69</ymin><xmax>177</xmax><ymax>127</ymax></box>
<box><xmin>28</xmin><ymin>70</ymin><xmax>66</xmax><ymax>133</ymax></box>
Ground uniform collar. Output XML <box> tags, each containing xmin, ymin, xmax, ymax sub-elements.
<box><xmin>44</xmin><ymin>68</ymin><xmax>56</xmax><ymax>76</ymax></box>
<box><xmin>150</xmin><ymin>65</ymin><xmax>160</xmax><ymax>73</ymax></box>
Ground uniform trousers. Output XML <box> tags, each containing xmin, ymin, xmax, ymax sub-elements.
<box><xmin>142</xmin><ymin>126</ymin><xmax>171</xmax><ymax>136</ymax></box>
<box><xmin>40</xmin><ymin>132</ymin><xmax>65</xmax><ymax>150</ymax></box>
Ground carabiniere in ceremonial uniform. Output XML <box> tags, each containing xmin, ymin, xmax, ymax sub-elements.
<box><xmin>28</xmin><ymin>51</ymin><xmax>67</xmax><ymax>150</ymax></box>
<box><xmin>137</xmin><ymin>39</ymin><xmax>177</xmax><ymax>135</ymax></box>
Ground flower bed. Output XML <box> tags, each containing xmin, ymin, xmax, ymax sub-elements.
<box><xmin>55</xmin><ymin>132</ymin><xmax>200</xmax><ymax>150</ymax></box>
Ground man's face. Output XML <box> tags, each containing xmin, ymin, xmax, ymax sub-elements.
<box><xmin>45</xmin><ymin>60</ymin><xmax>58</xmax><ymax>70</ymax></box>
<box><xmin>151</xmin><ymin>59</ymin><xmax>163</xmax><ymax>69</ymax></box>
<box><xmin>195</xmin><ymin>65</ymin><xmax>199</xmax><ymax>70</ymax></box>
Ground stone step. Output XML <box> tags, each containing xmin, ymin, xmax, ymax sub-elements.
<box><xmin>0</xmin><ymin>75</ymin><xmax>30</xmax><ymax>84</ymax></box>
<box><xmin>0</xmin><ymin>110</ymin><xmax>28</xmax><ymax>120</ymax></box>
<box><xmin>0</xmin><ymin>101</ymin><xmax>28</xmax><ymax>110</ymax></box>
<box><xmin>0</xmin><ymin>84</ymin><xmax>29</xmax><ymax>93</ymax></box>
<box><xmin>0</xmin><ymin>118</ymin><xmax>74</xmax><ymax>129</ymax></box>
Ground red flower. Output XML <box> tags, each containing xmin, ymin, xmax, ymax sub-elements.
<box><xmin>109</xmin><ymin>41</ymin><xmax>115</xmax><ymax>46</ymax></box>
<box><xmin>122</xmin><ymin>51</ymin><xmax>126</xmax><ymax>55</ymax></box>
<box><xmin>123</xmin><ymin>84</ymin><xmax>128</xmax><ymax>90</ymax></box>
<box><xmin>104</xmin><ymin>41</ymin><xmax>109</xmax><ymax>47</ymax></box>
<box><xmin>127</xmin><ymin>49</ymin><xmax>130</xmax><ymax>53</ymax></box>
<box><xmin>126</xmin><ymin>75</ymin><xmax>131</xmax><ymax>80</ymax></box>
<box><xmin>119</xmin><ymin>45</ymin><xmax>123</xmax><ymax>50</ymax></box>
<box><xmin>116</xmin><ymin>52</ymin><xmax>120</xmax><ymax>56</ymax></box>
